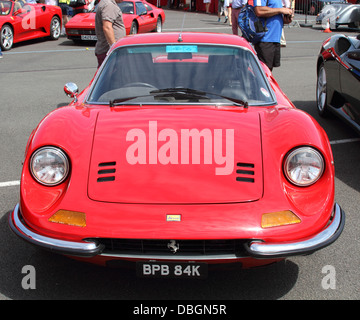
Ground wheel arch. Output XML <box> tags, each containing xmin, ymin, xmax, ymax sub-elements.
<box><xmin>316</xmin><ymin>56</ymin><xmax>325</xmax><ymax>75</ymax></box>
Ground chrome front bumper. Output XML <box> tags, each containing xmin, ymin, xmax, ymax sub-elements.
<box><xmin>9</xmin><ymin>204</ymin><xmax>104</xmax><ymax>257</ymax></box>
<box><xmin>9</xmin><ymin>203</ymin><xmax>345</xmax><ymax>260</ymax></box>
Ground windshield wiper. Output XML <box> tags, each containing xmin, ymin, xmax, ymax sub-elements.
<box><xmin>108</xmin><ymin>87</ymin><xmax>248</xmax><ymax>108</ymax></box>
<box><xmin>150</xmin><ymin>87</ymin><xmax>211</xmax><ymax>102</ymax></box>
<box><xmin>150</xmin><ymin>87</ymin><xmax>248</xmax><ymax>108</ymax></box>
<box><xmin>150</xmin><ymin>87</ymin><xmax>206</xmax><ymax>95</ymax></box>
<box><xmin>109</xmin><ymin>94</ymin><xmax>152</xmax><ymax>107</ymax></box>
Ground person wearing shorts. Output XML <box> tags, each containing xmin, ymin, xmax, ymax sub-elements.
<box><xmin>58</xmin><ymin>0</ymin><xmax>74</xmax><ymax>35</ymax></box>
<box><xmin>203</xmin><ymin>0</ymin><xmax>211</xmax><ymax>13</ymax></box>
<box><xmin>253</xmin><ymin>0</ymin><xmax>292</xmax><ymax>70</ymax></box>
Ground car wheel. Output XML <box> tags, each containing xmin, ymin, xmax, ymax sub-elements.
<box><xmin>155</xmin><ymin>16</ymin><xmax>162</xmax><ymax>32</ymax></box>
<box><xmin>50</xmin><ymin>16</ymin><xmax>61</xmax><ymax>40</ymax></box>
<box><xmin>130</xmin><ymin>21</ymin><xmax>138</xmax><ymax>35</ymax></box>
<box><xmin>349</xmin><ymin>21</ymin><xmax>360</xmax><ymax>29</ymax></box>
<box><xmin>316</xmin><ymin>63</ymin><xmax>329</xmax><ymax>117</ymax></box>
<box><xmin>0</xmin><ymin>24</ymin><xmax>13</xmax><ymax>51</ymax></box>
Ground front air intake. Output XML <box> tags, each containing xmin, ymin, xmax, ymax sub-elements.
<box><xmin>236</xmin><ymin>162</ymin><xmax>255</xmax><ymax>183</ymax></box>
<box><xmin>97</xmin><ymin>161</ymin><xmax>116</xmax><ymax>182</ymax></box>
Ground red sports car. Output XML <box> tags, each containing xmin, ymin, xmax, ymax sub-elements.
<box><xmin>65</xmin><ymin>0</ymin><xmax>165</xmax><ymax>42</ymax></box>
<box><xmin>0</xmin><ymin>0</ymin><xmax>61</xmax><ymax>50</ymax></box>
<box><xmin>9</xmin><ymin>32</ymin><xmax>345</xmax><ymax>277</ymax></box>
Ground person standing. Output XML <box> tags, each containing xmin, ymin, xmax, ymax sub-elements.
<box><xmin>280</xmin><ymin>0</ymin><xmax>290</xmax><ymax>46</ymax></box>
<box><xmin>253</xmin><ymin>0</ymin><xmax>293</xmax><ymax>70</ymax></box>
<box><xmin>204</xmin><ymin>0</ymin><xmax>211</xmax><ymax>13</ymax></box>
<box><xmin>231</xmin><ymin>0</ymin><xmax>247</xmax><ymax>35</ymax></box>
<box><xmin>217</xmin><ymin>0</ymin><xmax>224</xmax><ymax>22</ymax></box>
<box><xmin>58</xmin><ymin>0</ymin><xmax>74</xmax><ymax>35</ymax></box>
<box><xmin>95</xmin><ymin>0</ymin><xmax>125</xmax><ymax>68</ymax></box>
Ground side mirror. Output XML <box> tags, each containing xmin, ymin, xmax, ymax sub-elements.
<box><xmin>64</xmin><ymin>82</ymin><xmax>79</xmax><ymax>102</ymax></box>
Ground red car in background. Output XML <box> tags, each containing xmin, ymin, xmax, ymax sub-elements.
<box><xmin>65</xmin><ymin>0</ymin><xmax>165</xmax><ymax>42</ymax></box>
<box><xmin>0</xmin><ymin>0</ymin><xmax>61</xmax><ymax>50</ymax></box>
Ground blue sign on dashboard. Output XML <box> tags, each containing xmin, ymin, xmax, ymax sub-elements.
<box><xmin>166</xmin><ymin>46</ymin><xmax>198</xmax><ymax>53</ymax></box>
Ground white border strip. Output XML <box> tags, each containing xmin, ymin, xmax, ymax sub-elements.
<box><xmin>0</xmin><ymin>180</ymin><xmax>20</xmax><ymax>188</ymax></box>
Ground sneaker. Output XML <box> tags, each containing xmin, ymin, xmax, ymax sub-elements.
<box><xmin>224</xmin><ymin>17</ymin><xmax>228</xmax><ymax>23</ymax></box>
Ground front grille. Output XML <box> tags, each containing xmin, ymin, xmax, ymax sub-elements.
<box><xmin>67</xmin><ymin>28</ymin><xmax>96</xmax><ymax>35</ymax></box>
<box><xmin>88</xmin><ymin>238</ymin><xmax>249</xmax><ymax>257</ymax></box>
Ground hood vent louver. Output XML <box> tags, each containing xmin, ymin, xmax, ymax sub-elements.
<box><xmin>97</xmin><ymin>162</ymin><xmax>116</xmax><ymax>182</ymax></box>
<box><xmin>236</xmin><ymin>162</ymin><xmax>255</xmax><ymax>183</ymax></box>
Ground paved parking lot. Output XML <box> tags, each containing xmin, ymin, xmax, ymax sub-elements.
<box><xmin>0</xmin><ymin>9</ymin><xmax>359</xmax><ymax>300</ymax></box>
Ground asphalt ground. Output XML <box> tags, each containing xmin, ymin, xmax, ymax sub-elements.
<box><xmin>0</xmin><ymin>9</ymin><xmax>359</xmax><ymax>301</ymax></box>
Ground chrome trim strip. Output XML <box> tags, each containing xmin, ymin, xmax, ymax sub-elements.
<box><xmin>246</xmin><ymin>203</ymin><xmax>345</xmax><ymax>258</ymax></box>
<box><xmin>99</xmin><ymin>253</ymin><xmax>242</xmax><ymax>261</ymax></box>
<box><xmin>9</xmin><ymin>204</ymin><xmax>103</xmax><ymax>257</ymax></box>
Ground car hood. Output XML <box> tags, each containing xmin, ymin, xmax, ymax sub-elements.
<box><xmin>65</xmin><ymin>12</ymin><xmax>133</xmax><ymax>32</ymax></box>
<box><xmin>88</xmin><ymin>108</ymin><xmax>263</xmax><ymax>204</ymax></box>
<box><xmin>66</xmin><ymin>13</ymin><xmax>95</xmax><ymax>27</ymax></box>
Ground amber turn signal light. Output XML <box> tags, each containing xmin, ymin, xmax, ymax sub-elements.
<box><xmin>49</xmin><ymin>210</ymin><xmax>86</xmax><ymax>227</ymax></box>
<box><xmin>261</xmin><ymin>210</ymin><xmax>301</xmax><ymax>228</ymax></box>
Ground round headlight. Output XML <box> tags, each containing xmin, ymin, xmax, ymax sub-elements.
<box><xmin>284</xmin><ymin>147</ymin><xmax>324</xmax><ymax>187</ymax></box>
<box><xmin>30</xmin><ymin>147</ymin><xmax>70</xmax><ymax>186</ymax></box>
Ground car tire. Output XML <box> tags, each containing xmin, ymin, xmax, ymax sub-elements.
<box><xmin>49</xmin><ymin>16</ymin><xmax>61</xmax><ymax>40</ymax></box>
<box><xmin>155</xmin><ymin>16</ymin><xmax>162</xmax><ymax>32</ymax></box>
<box><xmin>130</xmin><ymin>21</ymin><xmax>138</xmax><ymax>35</ymax></box>
<box><xmin>0</xmin><ymin>24</ymin><xmax>13</xmax><ymax>51</ymax></box>
<box><xmin>316</xmin><ymin>63</ymin><xmax>330</xmax><ymax>117</ymax></box>
<box><xmin>349</xmin><ymin>21</ymin><xmax>360</xmax><ymax>29</ymax></box>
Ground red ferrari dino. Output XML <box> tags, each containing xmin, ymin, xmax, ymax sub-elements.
<box><xmin>65</xmin><ymin>0</ymin><xmax>165</xmax><ymax>42</ymax></box>
<box><xmin>9</xmin><ymin>32</ymin><xmax>345</xmax><ymax>277</ymax></box>
<box><xmin>0</xmin><ymin>0</ymin><xmax>61</xmax><ymax>50</ymax></box>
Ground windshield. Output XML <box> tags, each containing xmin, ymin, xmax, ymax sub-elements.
<box><xmin>0</xmin><ymin>1</ymin><xmax>12</xmax><ymax>15</ymax></box>
<box><xmin>87</xmin><ymin>44</ymin><xmax>276</xmax><ymax>106</ymax></box>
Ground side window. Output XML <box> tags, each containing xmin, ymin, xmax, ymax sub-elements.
<box><xmin>119</xmin><ymin>2</ymin><xmax>134</xmax><ymax>14</ymax></box>
<box><xmin>135</xmin><ymin>2</ymin><xmax>147</xmax><ymax>15</ymax></box>
<box><xmin>335</xmin><ymin>37</ymin><xmax>351</xmax><ymax>56</ymax></box>
<box><xmin>144</xmin><ymin>3</ymin><xmax>153</xmax><ymax>11</ymax></box>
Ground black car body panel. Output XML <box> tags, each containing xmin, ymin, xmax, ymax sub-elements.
<box><xmin>316</xmin><ymin>34</ymin><xmax>360</xmax><ymax>134</ymax></box>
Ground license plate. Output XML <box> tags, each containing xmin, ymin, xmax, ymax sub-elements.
<box><xmin>81</xmin><ymin>35</ymin><xmax>97</xmax><ymax>40</ymax></box>
<box><xmin>136</xmin><ymin>262</ymin><xmax>207</xmax><ymax>278</ymax></box>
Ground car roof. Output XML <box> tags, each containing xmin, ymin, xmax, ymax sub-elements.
<box><xmin>112</xmin><ymin>32</ymin><xmax>255</xmax><ymax>53</ymax></box>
